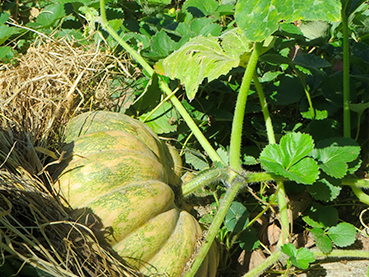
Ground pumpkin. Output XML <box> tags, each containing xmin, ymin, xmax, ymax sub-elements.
<box><xmin>55</xmin><ymin>111</ymin><xmax>218</xmax><ymax>277</ymax></box>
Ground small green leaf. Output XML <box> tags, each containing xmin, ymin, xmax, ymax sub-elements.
<box><xmin>311</xmin><ymin>228</ymin><xmax>333</xmax><ymax>254</ymax></box>
<box><xmin>184</xmin><ymin>150</ymin><xmax>209</xmax><ymax>170</ymax></box>
<box><xmin>281</xmin><ymin>243</ymin><xmax>315</xmax><ymax>269</ymax></box>
<box><xmin>303</xmin><ymin>203</ymin><xmax>338</xmax><ymax>228</ymax></box>
<box><xmin>301</xmin><ymin>108</ymin><xmax>328</xmax><ymax>120</ymax></box>
<box><xmin>294</xmin><ymin>247</ymin><xmax>316</xmax><ymax>269</ymax></box>
<box><xmin>216</xmin><ymin>147</ymin><xmax>229</xmax><ymax>165</ymax></box>
<box><xmin>308</xmin><ymin>176</ymin><xmax>342</xmax><ymax>202</ymax></box>
<box><xmin>281</xmin><ymin>243</ymin><xmax>297</xmax><ymax>258</ymax></box>
<box><xmin>0</xmin><ymin>11</ymin><xmax>10</xmax><ymax>25</ymax></box>
<box><xmin>0</xmin><ymin>46</ymin><xmax>13</xmax><ymax>60</ymax></box>
<box><xmin>224</xmin><ymin>201</ymin><xmax>249</xmax><ymax>233</ymax></box>
<box><xmin>243</xmin><ymin>155</ymin><xmax>258</xmax><ymax>165</ymax></box>
<box><xmin>0</xmin><ymin>24</ymin><xmax>19</xmax><ymax>45</ymax></box>
<box><xmin>182</xmin><ymin>0</ymin><xmax>219</xmax><ymax>16</ymax></box>
<box><xmin>299</xmin><ymin>21</ymin><xmax>332</xmax><ymax>44</ymax></box>
<box><xmin>259</xmin><ymin>132</ymin><xmax>319</xmax><ymax>184</ymax></box>
<box><xmin>147</xmin><ymin>29</ymin><xmax>177</xmax><ymax>59</ymax></box>
<box><xmin>36</xmin><ymin>4</ymin><xmax>67</xmax><ymax>27</ymax></box>
<box><xmin>314</xmin><ymin>137</ymin><xmax>360</xmax><ymax>179</ymax></box>
<box><xmin>327</xmin><ymin>223</ymin><xmax>357</xmax><ymax>247</ymax></box>
<box><xmin>236</xmin><ymin>228</ymin><xmax>260</xmax><ymax>251</ymax></box>
<box><xmin>140</xmin><ymin>101</ymin><xmax>177</xmax><ymax>134</ymax></box>
<box><xmin>349</xmin><ymin>102</ymin><xmax>369</xmax><ymax>114</ymax></box>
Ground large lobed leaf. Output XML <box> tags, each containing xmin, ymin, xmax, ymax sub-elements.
<box><xmin>157</xmin><ymin>29</ymin><xmax>253</xmax><ymax>100</ymax></box>
<box><xmin>235</xmin><ymin>0</ymin><xmax>341</xmax><ymax>42</ymax></box>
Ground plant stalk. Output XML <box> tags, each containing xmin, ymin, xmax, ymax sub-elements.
<box><xmin>181</xmin><ymin>168</ymin><xmax>229</xmax><ymax>197</ymax></box>
<box><xmin>229</xmin><ymin>42</ymin><xmax>262</xmax><ymax>172</ymax></box>
<box><xmin>183</xmin><ymin>178</ymin><xmax>243</xmax><ymax>277</ymax></box>
<box><xmin>276</xmin><ymin>180</ymin><xmax>290</xmax><ymax>247</ymax></box>
<box><xmin>253</xmin><ymin>73</ymin><xmax>276</xmax><ymax>144</ymax></box>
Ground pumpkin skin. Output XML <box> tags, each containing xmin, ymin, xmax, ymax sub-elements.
<box><xmin>55</xmin><ymin>111</ymin><xmax>218</xmax><ymax>277</ymax></box>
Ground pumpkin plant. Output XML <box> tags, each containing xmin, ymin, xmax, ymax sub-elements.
<box><xmin>55</xmin><ymin>111</ymin><xmax>218</xmax><ymax>277</ymax></box>
<box><xmin>54</xmin><ymin>0</ymin><xmax>369</xmax><ymax>276</ymax></box>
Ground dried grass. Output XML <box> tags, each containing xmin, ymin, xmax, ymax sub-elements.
<box><xmin>0</xmin><ymin>36</ymin><xmax>143</xmax><ymax>276</ymax></box>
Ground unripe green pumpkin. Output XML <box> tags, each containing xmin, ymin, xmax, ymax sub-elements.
<box><xmin>55</xmin><ymin>111</ymin><xmax>218</xmax><ymax>277</ymax></box>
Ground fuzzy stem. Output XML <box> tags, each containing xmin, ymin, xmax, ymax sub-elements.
<box><xmin>312</xmin><ymin>249</ymin><xmax>369</xmax><ymax>259</ymax></box>
<box><xmin>253</xmin><ymin>73</ymin><xmax>276</xmax><ymax>144</ymax></box>
<box><xmin>181</xmin><ymin>168</ymin><xmax>230</xmax><ymax>197</ymax></box>
<box><xmin>99</xmin><ymin>0</ymin><xmax>224</xmax><ymax>166</ymax></box>
<box><xmin>276</xmin><ymin>180</ymin><xmax>290</xmax><ymax>247</ymax></box>
<box><xmin>242</xmin><ymin>250</ymin><xmax>283</xmax><ymax>277</ymax></box>
<box><xmin>183</xmin><ymin>178</ymin><xmax>243</xmax><ymax>277</ymax></box>
<box><xmin>340</xmin><ymin>5</ymin><xmax>369</xmax><ymax>207</ymax></box>
<box><xmin>229</xmin><ymin>42</ymin><xmax>262</xmax><ymax>171</ymax></box>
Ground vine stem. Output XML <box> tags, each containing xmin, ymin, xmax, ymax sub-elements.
<box><xmin>99</xmin><ymin>0</ymin><xmax>224</xmax><ymax>166</ymax></box>
<box><xmin>253</xmin><ymin>73</ymin><xmax>275</xmax><ymax>144</ymax></box>
<box><xmin>229</xmin><ymin>42</ymin><xmax>262</xmax><ymax>172</ymax></box>
<box><xmin>184</xmin><ymin>42</ymin><xmax>264</xmax><ymax>276</ymax></box>
<box><xmin>183</xmin><ymin>179</ymin><xmax>243</xmax><ymax>277</ymax></box>
<box><xmin>242</xmin><ymin>249</ymin><xmax>369</xmax><ymax>277</ymax></box>
<box><xmin>340</xmin><ymin>4</ymin><xmax>369</xmax><ymax>208</ymax></box>
<box><xmin>276</xmin><ymin>180</ymin><xmax>290</xmax><ymax>247</ymax></box>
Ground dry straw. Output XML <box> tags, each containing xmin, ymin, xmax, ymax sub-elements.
<box><xmin>0</xmin><ymin>36</ymin><xmax>143</xmax><ymax>276</ymax></box>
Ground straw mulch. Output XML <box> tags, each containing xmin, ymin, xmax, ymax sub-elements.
<box><xmin>0</xmin><ymin>36</ymin><xmax>144</xmax><ymax>277</ymax></box>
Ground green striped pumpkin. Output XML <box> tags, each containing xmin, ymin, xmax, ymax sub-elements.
<box><xmin>55</xmin><ymin>111</ymin><xmax>218</xmax><ymax>277</ymax></box>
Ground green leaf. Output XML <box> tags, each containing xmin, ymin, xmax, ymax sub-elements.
<box><xmin>184</xmin><ymin>150</ymin><xmax>209</xmax><ymax>170</ymax></box>
<box><xmin>301</xmin><ymin>108</ymin><xmax>328</xmax><ymax>120</ymax></box>
<box><xmin>299</xmin><ymin>21</ymin><xmax>332</xmax><ymax>44</ymax></box>
<box><xmin>182</xmin><ymin>0</ymin><xmax>219</xmax><ymax>16</ymax></box>
<box><xmin>133</xmin><ymin>73</ymin><xmax>162</xmax><ymax>113</ymax></box>
<box><xmin>160</xmin><ymin>31</ymin><xmax>251</xmax><ymax>100</ymax></box>
<box><xmin>224</xmin><ymin>201</ymin><xmax>249</xmax><ymax>233</ymax></box>
<box><xmin>236</xmin><ymin>228</ymin><xmax>260</xmax><ymax>251</ymax></box>
<box><xmin>311</xmin><ymin>228</ymin><xmax>332</xmax><ymax>254</ymax></box>
<box><xmin>190</xmin><ymin>18</ymin><xmax>222</xmax><ymax>37</ymax></box>
<box><xmin>302</xmin><ymin>203</ymin><xmax>338</xmax><ymax>228</ymax></box>
<box><xmin>243</xmin><ymin>155</ymin><xmax>258</xmax><ymax>165</ymax></box>
<box><xmin>327</xmin><ymin>222</ymin><xmax>357</xmax><ymax>247</ymax></box>
<box><xmin>281</xmin><ymin>243</ymin><xmax>297</xmax><ymax>258</ymax></box>
<box><xmin>160</xmin><ymin>36</ymin><xmax>236</xmax><ymax>100</ymax></box>
<box><xmin>147</xmin><ymin>29</ymin><xmax>177</xmax><ymax>60</ymax></box>
<box><xmin>308</xmin><ymin>176</ymin><xmax>342</xmax><ymax>202</ymax></box>
<box><xmin>36</xmin><ymin>4</ymin><xmax>67</xmax><ymax>27</ymax></box>
<box><xmin>235</xmin><ymin>0</ymin><xmax>341</xmax><ymax>42</ymax></box>
<box><xmin>259</xmin><ymin>132</ymin><xmax>319</xmax><ymax>184</ymax></box>
<box><xmin>294</xmin><ymin>247</ymin><xmax>316</xmax><ymax>269</ymax></box>
<box><xmin>0</xmin><ymin>46</ymin><xmax>13</xmax><ymax>60</ymax></box>
<box><xmin>0</xmin><ymin>11</ymin><xmax>10</xmax><ymax>25</ymax></box>
<box><xmin>140</xmin><ymin>101</ymin><xmax>178</xmax><ymax>134</ymax></box>
<box><xmin>313</xmin><ymin>137</ymin><xmax>360</xmax><ymax>179</ymax></box>
<box><xmin>0</xmin><ymin>24</ymin><xmax>19</xmax><ymax>45</ymax></box>
<box><xmin>216</xmin><ymin>147</ymin><xmax>229</xmax><ymax>165</ymax></box>
<box><xmin>281</xmin><ymin>243</ymin><xmax>315</xmax><ymax>269</ymax></box>
<box><xmin>349</xmin><ymin>102</ymin><xmax>369</xmax><ymax>114</ymax></box>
